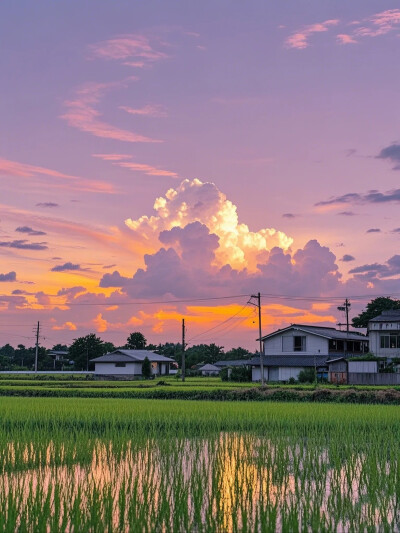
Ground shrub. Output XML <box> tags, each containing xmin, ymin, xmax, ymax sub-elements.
<box><xmin>298</xmin><ymin>368</ymin><xmax>316</xmax><ymax>384</ymax></box>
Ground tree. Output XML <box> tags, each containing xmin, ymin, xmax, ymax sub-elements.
<box><xmin>126</xmin><ymin>332</ymin><xmax>147</xmax><ymax>350</ymax></box>
<box><xmin>298</xmin><ymin>368</ymin><xmax>316</xmax><ymax>383</ymax></box>
<box><xmin>69</xmin><ymin>334</ymin><xmax>105</xmax><ymax>371</ymax></box>
<box><xmin>142</xmin><ymin>356</ymin><xmax>152</xmax><ymax>379</ymax></box>
<box><xmin>221</xmin><ymin>347</ymin><xmax>251</xmax><ymax>361</ymax></box>
<box><xmin>352</xmin><ymin>297</ymin><xmax>400</xmax><ymax>328</ymax></box>
<box><xmin>51</xmin><ymin>343</ymin><xmax>68</xmax><ymax>352</ymax></box>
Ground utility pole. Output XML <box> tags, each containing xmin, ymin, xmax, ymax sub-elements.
<box><xmin>34</xmin><ymin>321</ymin><xmax>40</xmax><ymax>373</ymax></box>
<box><xmin>181</xmin><ymin>318</ymin><xmax>186</xmax><ymax>382</ymax></box>
<box><xmin>250</xmin><ymin>292</ymin><xmax>264</xmax><ymax>386</ymax></box>
<box><xmin>337</xmin><ymin>299</ymin><xmax>351</xmax><ymax>333</ymax></box>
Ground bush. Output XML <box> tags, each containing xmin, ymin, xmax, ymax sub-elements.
<box><xmin>298</xmin><ymin>368</ymin><xmax>316</xmax><ymax>384</ymax></box>
<box><xmin>220</xmin><ymin>366</ymin><xmax>251</xmax><ymax>382</ymax></box>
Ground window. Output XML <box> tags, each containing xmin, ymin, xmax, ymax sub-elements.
<box><xmin>115</xmin><ymin>362</ymin><xmax>126</xmax><ymax>367</ymax></box>
<box><xmin>293</xmin><ymin>336</ymin><xmax>306</xmax><ymax>351</ymax></box>
<box><xmin>380</xmin><ymin>335</ymin><xmax>400</xmax><ymax>349</ymax></box>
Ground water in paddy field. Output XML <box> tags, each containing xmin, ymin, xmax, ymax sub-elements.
<box><xmin>0</xmin><ymin>433</ymin><xmax>399</xmax><ymax>532</ymax></box>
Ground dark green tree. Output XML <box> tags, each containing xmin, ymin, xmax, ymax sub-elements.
<box><xmin>221</xmin><ymin>347</ymin><xmax>251</xmax><ymax>360</ymax></box>
<box><xmin>352</xmin><ymin>297</ymin><xmax>400</xmax><ymax>328</ymax></box>
<box><xmin>51</xmin><ymin>344</ymin><xmax>68</xmax><ymax>352</ymax></box>
<box><xmin>102</xmin><ymin>342</ymin><xmax>116</xmax><ymax>354</ymax></box>
<box><xmin>69</xmin><ymin>334</ymin><xmax>105</xmax><ymax>371</ymax></box>
<box><xmin>142</xmin><ymin>356</ymin><xmax>152</xmax><ymax>379</ymax></box>
<box><xmin>126</xmin><ymin>332</ymin><xmax>147</xmax><ymax>350</ymax></box>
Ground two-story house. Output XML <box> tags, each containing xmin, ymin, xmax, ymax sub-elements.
<box><xmin>251</xmin><ymin>324</ymin><xmax>368</xmax><ymax>382</ymax></box>
<box><xmin>368</xmin><ymin>310</ymin><xmax>400</xmax><ymax>359</ymax></box>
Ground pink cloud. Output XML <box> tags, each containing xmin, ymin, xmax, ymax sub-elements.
<box><xmin>93</xmin><ymin>154</ymin><xmax>178</xmax><ymax>178</ymax></box>
<box><xmin>89</xmin><ymin>34</ymin><xmax>167</xmax><ymax>67</ymax></box>
<box><xmin>119</xmin><ymin>104</ymin><xmax>167</xmax><ymax>117</ymax></box>
<box><xmin>285</xmin><ymin>19</ymin><xmax>339</xmax><ymax>49</ymax></box>
<box><xmin>336</xmin><ymin>34</ymin><xmax>357</xmax><ymax>45</ymax></box>
<box><xmin>0</xmin><ymin>157</ymin><xmax>115</xmax><ymax>194</ymax></box>
<box><xmin>60</xmin><ymin>82</ymin><xmax>161</xmax><ymax>143</ymax></box>
<box><xmin>353</xmin><ymin>9</ymin><xmax>400</xmax><ymax>38</ymax></box>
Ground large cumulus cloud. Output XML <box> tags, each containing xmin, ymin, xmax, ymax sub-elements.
<box><xmin>125</xmin><ymin>179</ymin><xmax>293</xmax><ymax>271</ymax></box>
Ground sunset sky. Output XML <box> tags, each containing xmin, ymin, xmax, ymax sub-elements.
<box><xmin>1</xmin><ymin>1</ymin><xmax>400</xmax><ymax>351</ymax></box>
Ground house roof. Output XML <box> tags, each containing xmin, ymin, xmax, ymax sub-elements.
<box><xmin>260</xmin><ymin>324</ymin><xmax>368</xmax><ymax>342</ymax></box>
<box><xmin>91</xmin><ymin>350</ymin><xmax>174</xmax><ymax>364</ymax></box>
<box><xmin>214</xmin><ymin>359</ymin><xmax>252</xmax><ymax>367</ymax></box>
<box><xmin>198</xmin><ymin>364</ymin><xmax>221</xmax><ymax>372</ymax></box>
<box><xmin>251</xmin><ymin>355</ymin><xmax>329</xmax><ymax>368</ymax></box>
<box><xmin>369</xmin><ymin>310</ymin><xmax>400</xmax><ymax>322</ymax></box>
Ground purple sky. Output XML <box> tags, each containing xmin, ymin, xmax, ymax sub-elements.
<box><xmin>1</xmin><ymin>1</ymin><xmax>400</xmax><ymax>351</ymax></box>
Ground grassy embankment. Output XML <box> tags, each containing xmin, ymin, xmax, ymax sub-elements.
<box><xmin>1</xmin><ymin>375</ymin><xmax>400</xmax><ymax>403</ymax></box>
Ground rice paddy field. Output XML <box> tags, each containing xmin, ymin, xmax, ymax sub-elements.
<box><xmin>1</xmin><ymin>398</ymin><xmax>400</xmax><ymax>531</ymax></box>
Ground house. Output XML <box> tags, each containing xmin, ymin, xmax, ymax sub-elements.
<box><xmin>91</xmin><ymin>350</ymin><xmax>175</xmax><ymax>379</ymax></box>
<box><xmin>368</xmin><ymin>310</ymin><xmax>400</xmax><ymax>358</ymax></box>
<box><xmin>214</xmin><ymin>359</ymin><xmax>252</xmax><ymax>369</ymax></box>
<box><xmin>251</xmin><ymin>324</ymin><xmax>368</xmax><ymax>382</ymax></box>
<box><xmin>198</xmin><ymin>363</ymin><xmax>221</xmax><ymax>376</ymax></box>
<box><xmin>327</xmin><ymin>357</ymin><xmax>378</xmax><ymax>384</ymax></box>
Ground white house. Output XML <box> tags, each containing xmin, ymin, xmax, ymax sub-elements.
<box><xmin>251</xmin><ymin>324</ymin><xmax>368</xmax><ymax>382</ymax></box>
<box><xmin>368</xmin><ymin>310</ymin><xmax>400</xmax><ymax>359</ymax></box>
<box><xmin>91</xmin><ymin>350</ymin><xmax>175</xmax><ymax>379</ymax></box>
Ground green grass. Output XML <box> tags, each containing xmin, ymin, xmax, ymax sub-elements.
<box><xmin>1</xmin><ymin>398</ymin><xmax>400</xmax><ymax>530</ymax></box>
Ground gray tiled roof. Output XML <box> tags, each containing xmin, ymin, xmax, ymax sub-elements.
<box><xmin>250</xmin><ymin>355</ymin><xmax>330</xmax><ymax>368</ymax></box>
<box><xmin>369</xmin><ymin>310</ymin><xmax>400</xmax><ymax>322</ymax></box>
<box><xmin>91</xmin><ymin>350</ymin><xmax>174</xmax><ymax>364</ymax></box>
<box><xmin>198</xmin><ymin>364</ymin><xmax>221</xmax><ymax>372</ymax></box>
<box><xmin>260</xmin><ymin>325</ymin><xmax>368</xmax><ymax>342</ymax></box>
<box><xmin>214</xmin><ymin>359</ymin><xmax>252</xmax><ymax>367</ymax></box>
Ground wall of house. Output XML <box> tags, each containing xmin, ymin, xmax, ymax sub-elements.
<box><xmin>348</xmin><ymin>373</ymin><xmax>400</xmax><ymax>385</ymax></box>
<box><xmin>94</xmin><ymin>362</ymin><xmax>141</xmax><ymax>375</ymax></box>
<box><xmin>279</xmin><ymin>367</ymin><xmax>304</xmax><ymax>381</ymax></box>
<box><xmin>368</xmin><ymin>329</ymin><xmax>400</xmax><ymax>358</ymax></box>
<box><xmin>264</xmin><ymin>331</ymin><xmax>329</xmax><ymax>356</ymax></box>
<box><xmin>252</xmin><ymin>366</ymin><xmax>268</xmax><ymax>382</ymax></box>
<box><xmin>348</xmin><ymin>361</ymin><xmax>377</xmax><ymax>373</ymax></box>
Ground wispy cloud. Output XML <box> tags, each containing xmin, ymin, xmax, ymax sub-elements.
<box><xmin>51</xmin><ymin>262</ymin><xmax>81</xmax><ymax>272</ymax></box>
<box><xmin>316</xmin><ymin>189</ymin><xmax>400</xmax><ymax>207</ymax></box>
<box><xmin>285</xmin><ymin>19</ymin><xmax>339</xmax><ymax>49</ymax></box>
<box><xmin>15</xmin><ymin>226</ymin><xmax>47</xmax><ymax>236</ymax></box>
<box><xmin>61</xmin><ymin>82</ymin><xmax>161</xmax><ymax>143</ymax></box>
<box><xmin>36</xmin><ymin>203</ymin><xmax>59</xmax><ymax>208</ymax></box>
<box><xmin>366</xmin><ymin>228</ymin><xmax>381</xmax><ymax>233</ymax></box>
<box><xmin>93</xmin><ymin>153</ymin><xmax>178</xmax><ymax>178</ymax></box>
<box><xmin>353</xmin><ymin>9</ymin><xmax>400</xmax><ymax>38</ymax></box>
<box><xmin>119</xmin><ymin>104</ymin><xmax>167</xmax><ymax>117</ymax></box>
<box><xmin>89</xmin><ymin>34</ymin><xmax>168</xmax><ymax>68</ymax></box>
<box><xmin>0</xmin><ymin>156</ymin><xmax>115</xmax><ymax>194</ymax></box>
<box><xmin>0</xmin><ymin>240</ymin><xmax>48</xmax><ymax>250</ymax></box>
<box><xmin>336</xmin><ymin>34</ymin><xmax>357</xmax><ymax>45</ymax></box>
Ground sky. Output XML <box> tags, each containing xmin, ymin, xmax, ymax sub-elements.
<box><xmin>1</xmin><ymin>1</ymin><xmax>400</xmax><ymax>351</ymax></box>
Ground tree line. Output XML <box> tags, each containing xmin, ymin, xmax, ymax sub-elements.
<box><xmin>0</xmin><ymin>330</ymin><xmax>251</xmax><ymax>372</ymax></box>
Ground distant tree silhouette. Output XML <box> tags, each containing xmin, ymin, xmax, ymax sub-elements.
<box><xmin>352</xmin><ymin>297</ymin><xmax>400</xmax><ymax>328</ymax></box>
<box><xmin>126</xmin><ymin>332</ymin><xmax>147</xmax><ymax>350</ymax></box>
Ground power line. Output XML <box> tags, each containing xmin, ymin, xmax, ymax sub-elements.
<box><xmin>186</xmin><ymin>303</ymin><xmax>250</xmax><ymax>343</ymax></box>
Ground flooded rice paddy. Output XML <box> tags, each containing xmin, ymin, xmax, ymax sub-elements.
<box><xmin>0</xmin><ymin>398</ymin><xmax>400</xmax><ymax>531</ymax></box>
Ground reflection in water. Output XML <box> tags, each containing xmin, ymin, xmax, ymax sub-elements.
<box><xmin>0</xmin><ymin>433</ymin><xmax>398</xmax><ymax>531</ymax></box>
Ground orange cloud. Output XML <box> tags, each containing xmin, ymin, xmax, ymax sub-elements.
<box><xmin>52</xmin><ymin>321</ymin><xmax>77</xmax><ymax>331</ymax></box>
<box><xmin>93</xmin><ymin>154</ymin><xmax>177</xmax><ymax>178</ymax></box>
<box><xmin>0</xmin><ymin>157</ymin><xmax>115</xmax><ymax>194</ymax></box>
<box><xmin>61</xmin><ymin>82</ymin><xmax>161</xmax><ymax>143</ymax></box>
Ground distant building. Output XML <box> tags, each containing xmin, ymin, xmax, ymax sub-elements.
<box><xmin>251</xmin><ymin>324</ymin><xmax>368</xmax><ymax>382</ymax></box>
<box><xmin>368</xmin><ymin>310</ymin><xmax>400</xmax><ymax>359</ymax></box>
<box><xmin>91</xmin><ymin>350</ymin><xmax>175</xmax><ymax>379</ymax></box>
<box><xmin>198</xmin><ymin>363</ymin><xmax>221</xmax><ymax>376</ymax></box>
